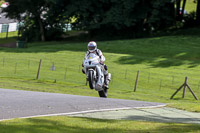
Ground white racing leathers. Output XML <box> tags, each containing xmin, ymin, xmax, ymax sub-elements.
<box><xmin>84</xmin><ymin>49</ymin><xmax>105</xmax><ymax>63</ymax></box>
<box><xmin>83</xmin><ymin>49</ymin><xmax>111</xmax><ymax>87</ymax></box>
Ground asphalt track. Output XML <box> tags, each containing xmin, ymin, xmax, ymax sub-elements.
<box><xmin>0</xmin><ymin>88</ymin><xmax>165</xmax><ymax>121</ymax></box>
<box><xmin>1</xmin><ymin>88</ymin><xmax>200</xmax><ymax>124</ymax></box>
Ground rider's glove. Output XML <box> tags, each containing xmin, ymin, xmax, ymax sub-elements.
<box><xmin>100</xmin><ymin>61</ymin><xmax>104</xmax><ymax>65</ymax></box>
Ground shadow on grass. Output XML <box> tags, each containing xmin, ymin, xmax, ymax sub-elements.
<box><xmin>116</xmin><ymin>55</ymin><xmax>187</xmax><ymax>68</ymax></box>
<box><xmin>0</xmin><ymin>28</ymin><xmax>200</xmax><ymax>68</ymax></box>
<box><xmin>0</xmin><ymin>117</ymin><xmax>200</xmax><ymax>133</ymax></box>
<box><xmin>125</xmin><ymin>115</ymin><xmax>200</xmax><ymax>124</ymax></box>
<box><xmin>0</xmin><ymin>37</ymin><xmax>17</xmax><ymax>45</ymax></box>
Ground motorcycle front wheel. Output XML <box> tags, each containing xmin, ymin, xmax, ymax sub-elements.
<box><xmin>98</xmin><ymin>88</ymin><xmax>108</xmax><ymax>98</ymax></box>
<box><xmin>88</xmin><ymin>70</ymin><xmax>95</xmax><ymax>89</ymax></box>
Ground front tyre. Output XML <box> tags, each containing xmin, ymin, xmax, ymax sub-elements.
<box><xmin>88</xmin><ymin>70</ymin><xmax>95</xmax><ymax>89</ymax></box>
<box><xmin>98</xmin><ymin>88</ymin><xmax>108</xmax><ymax>98</ymax></box>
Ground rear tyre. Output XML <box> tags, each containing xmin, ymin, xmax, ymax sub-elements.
<box><xmin>88</xmin><ymin>70</ymin><xmax>95</xmax><ymax>89</ymax></box>
<box><xmin>98</xmin><ymin>88</ymin><xmax>108</xmax><ymax>98</ymax></box>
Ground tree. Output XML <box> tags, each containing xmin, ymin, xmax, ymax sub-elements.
<box><xmin>181</xmin><ymin>0</ymin><xmax>187</xmax><ymax>16</ymax></box>
<box><xmin>3</xmin><ymin>0</ymin><xmax>48</xmax><ymax>41</ymax></box>
<box><xmin>3</xmin><ymin>0</ymin><xmax>176</xmax><ymax>40</ymax></box>
<box><xmin>196</xmin><ymin>0</ymin><xmax>200</xmax><ymax>23</ymax></box>
<box><xmin>3</xmin><ymin>0</ymin><xmax>70</xmax><ymax>41</ymax></box>
<box><xmin>176</xmin><ymin>0</ymin><xmax>181</xmax><ymax>20</ymax></box>
<box><xmin>175</xmin><ymin>0</ymin><xmax>187</xmax><ymax>20</ymax></box>
<box><xmin>67</xmin><ymin>0</ymin><xmax>175</xmax><ymax>38</ymax></box>
<box><xmin>148</xmin><ymin>0</ymin><xmax>175</xmax><ymax>30</ymax></box>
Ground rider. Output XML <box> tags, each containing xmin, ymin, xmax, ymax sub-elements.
<box><xmin>82</xmin><ymin>41</ymin><xmax>110</xmax><ymax>89</ymax></box>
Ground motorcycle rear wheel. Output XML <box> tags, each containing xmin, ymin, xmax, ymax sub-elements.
<box><xmin>88</xmin><ymin>70</ymin><xmax>95</xmax><ymax>89</ymax></box>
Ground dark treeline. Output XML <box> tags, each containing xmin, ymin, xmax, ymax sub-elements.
<box><xmin>2</xmin><ymin>0</ymin><xmax>200</xmax><ymax>41</ymax></box>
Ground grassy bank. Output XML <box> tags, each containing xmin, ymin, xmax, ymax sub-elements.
<box><xmin>0</xmin><ymin>28</ymin><xmax>200</xmax><ymax>112</ymax></box>
<box><xmin>0</xmin><ymin>116</ymin><xmax>200</xmax><ymax>133</ymax></box>
<box><xmin>0</xmin><ymin>31</ymin><xmax>18</xmax><ymax>44</ymax></box>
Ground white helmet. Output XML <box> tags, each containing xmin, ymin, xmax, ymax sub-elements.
<box><xmin>88</xmin><ymin>41</ymin><xmax>97</xmax><ymax>52</ymax></box>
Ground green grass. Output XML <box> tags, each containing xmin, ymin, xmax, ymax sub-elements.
<box><xmin>0</xmin><ymin>37</ymin><xmax>17</xmax><ymax>44</ymax></box>
<box><xmin>0</xmin><ymin>31</ymin><xmax>18</xmax><ymax>45</ymax></box>
<box><xmin>185</xmin><ymin>0</ymin><xmax>197</xmax><ymax>13</ymax></box>
<box><xmin>0</xmin><ymin>116</ymin><xmax>200</xmax><ymax>133</ymax></box>
<box><xmin>0</xmin><ymin>2</ymin><xmax>199</xmax><ymax>132</ymax></box>
<box><xmin>0</xmin><ymin>28</ymin><xmax>200</xmax><ymax>112</ymax></box>
<box><xmin>0</xmin><ymin>31</ymin><xmax>18</xmax><ymax>40</ymax></box>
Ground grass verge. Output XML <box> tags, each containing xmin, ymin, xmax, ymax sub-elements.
<box><xmin>0</xmin><ymin>116</ymin><xmax>200</xmax><ymax>133</ymax></box>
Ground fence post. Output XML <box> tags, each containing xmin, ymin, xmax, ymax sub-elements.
<box><xmin>134</xmin><ymin>70</ymin><xmax>140</xmax><ymax>92</ymax></box>
<box><xmin>6</xmin><ymin>25</ymin><xmax>9</xmax><ymax>39</ymax></box>
<box><xmin>182</xmin><ymin>77</ymin><xmax>187</xmax><ymax>98</ymax></box>
<box><xmin>36</xmin><ymin>59</ymin><xmax>42</xmax><ymax>80</ymax></box>
<box><xmin>17</xmin><ymin>24</ymin><xmax>21</xmax><ymax>40</ymax></box>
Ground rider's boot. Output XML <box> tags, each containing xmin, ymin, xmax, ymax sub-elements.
<box><xmin>104</xmin><ymin>73</ymin><xmax>111</xmax><ymax>89</ymax></box>
<box><xmin>82</xmin><ymin>69</ymin><xmax>85</xmax><ymax>74</ymax></box>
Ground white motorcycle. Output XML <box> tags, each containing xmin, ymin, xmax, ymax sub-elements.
<box><xmin>83</xmin><ymin>53</ymin><xmax>111</xmax><ymax>98</ymax></box>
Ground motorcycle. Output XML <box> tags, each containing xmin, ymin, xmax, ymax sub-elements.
<box><xmin>83</xmin><ymin>53</ymin><xmax>111</xmax><ymax>98</ymax></box>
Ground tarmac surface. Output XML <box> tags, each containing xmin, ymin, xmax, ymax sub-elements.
<box><xmin>0</xmin><ymin>88</ymin><xmax>165</xmax><ymax>121</ymax></box>
<box><xmin>0</xmin><ymin>88</ymin><xmax>199</xmax><ymax>124</ymax></box>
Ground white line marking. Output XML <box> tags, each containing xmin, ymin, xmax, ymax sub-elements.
<box><xmin>0</xmin><ymin>104</ymin><xmax>166</xmax><ymax>122</ymax></box>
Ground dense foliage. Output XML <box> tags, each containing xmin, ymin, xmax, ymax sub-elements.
<box><xmin>3</xmin><ymin>0</ymin><xmax>70</xmax><ymax>41</ymax></box>
<box><xmin>65</xmin><ymin>0</ymin><xmax>175</xmax><ymax>38</ymax></box>
<box><xmin>2</xmin><ymin>0</ymin><xmax>198</xmax><ymax>41</ymax></box>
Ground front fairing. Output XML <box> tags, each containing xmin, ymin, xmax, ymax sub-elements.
<box><xmin>83</xmin><ymin>54</ymin><xmax>104</xmax><ymax>91</ymax></box>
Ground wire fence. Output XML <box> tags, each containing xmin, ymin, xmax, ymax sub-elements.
<box><xmin>0</xmin><ymin>57</ymin><xmax>199</xmax><ymax>99</ymax></box>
